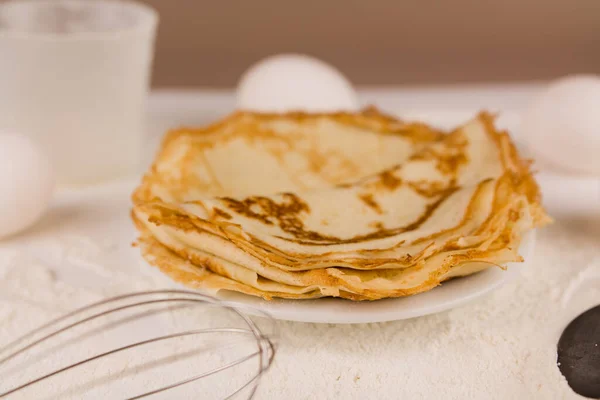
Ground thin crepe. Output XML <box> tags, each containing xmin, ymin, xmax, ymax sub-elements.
<box><xmin>133</xmin><ymin>110</ymin><xmax>549</xmax><ymax>300</ymax></box>
<box><xmin>133</xmin><ymin>108</ymin><xmax>444</xmax><ymax>203</ymax></box>
<box><xmin>134</xmin><ymin>201</ymin><xmax>530</xmax><ymax>300</ymax></box>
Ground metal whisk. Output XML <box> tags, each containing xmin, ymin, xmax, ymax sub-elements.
<box><xmin>0</xmin><ymin>290</ymin><xmax>276</xmax><ymax>399</ymax></box>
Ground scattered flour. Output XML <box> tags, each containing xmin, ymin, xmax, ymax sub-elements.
<box><xmin>561</xmin><ymin>261</ymin><xmax>600</xmax><ymax>307</ymax></box>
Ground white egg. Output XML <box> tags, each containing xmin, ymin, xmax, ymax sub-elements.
<box><xmin>236</xmin><ymin>53</ymin><xmax>359</xmax><ymax>112</ymax></box>
<box><xmin>0</xmin><ymin>133</ymin><xmax>55</xmax><ymax>239</ymax></box>
<box><xmin>520</xmin><ymin>74</ymin><xmax>600</xmax><ymax>175</ymax></box>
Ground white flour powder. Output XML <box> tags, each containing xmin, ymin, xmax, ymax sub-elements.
<box><xmin>0</xmin><ymin>181</ymin><xmax>598</xmax><ymax>399</ymax></box>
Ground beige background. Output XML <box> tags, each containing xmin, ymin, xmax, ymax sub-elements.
<box><xmin>2</xmin><ymin>0</ymin><xmax>599</xmax><ymax>86</ymax></box>
<box><xmin>143</xmin><ymin>0</ymin><xmax>600</xmax><ymax>87</ymax></box>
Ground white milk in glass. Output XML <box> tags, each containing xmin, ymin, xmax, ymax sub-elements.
<box><xmin>0</xmin><ymin>0</ymin><xmax>157</xmax><ymax>184</ymax></box>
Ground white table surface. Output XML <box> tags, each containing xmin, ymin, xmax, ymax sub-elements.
<box><xmin>2</xmin><ymin>84</ymin><xmax>599</xmax><ymax>399</ymax></box>
<box><xmin>144</xmin><ymin>85</ymin><xmax>600</xmax><ymax>398</ymax></box>
<box><xmin>144</xmin><ymin>85</ymin><xmax>599</xmax><ymax>399</ymax></box>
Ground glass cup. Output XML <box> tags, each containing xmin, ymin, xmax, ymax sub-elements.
<box><xmin>0</xmin><ymin>0</ymin><xmax>158</xmax><ymax>184</ymax></box>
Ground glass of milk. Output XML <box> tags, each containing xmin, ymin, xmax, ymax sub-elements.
<box><xmin>0</xmin><ymin>0</ymin><xmax>158</xmax><ymax>184</ymax></box>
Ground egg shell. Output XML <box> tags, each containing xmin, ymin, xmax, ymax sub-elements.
<box><xmin>0</xmin><ymin>133</ymin><xmax>55</xmax><ymax>239</ymax></box>
<box><xmin>236</xmin><ymin>53</ymin><xmax>359</xmax><ymax>113</ymax></box>
<box><xmin>520</xmin><ymin>75</ymin><xmax>600</xmax><ymax>176</ymax></box>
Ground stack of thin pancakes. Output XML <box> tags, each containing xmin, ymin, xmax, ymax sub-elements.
<box><xmin>132</xmin><ymin>108</ymin><xmax>550</xmax><ymax>300</ymax></box>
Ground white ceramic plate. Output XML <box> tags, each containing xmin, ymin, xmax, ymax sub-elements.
<box><xmin>214</xmin><ymin>232</ymin><xmax>535</xmax><ymax>324</ymax></box>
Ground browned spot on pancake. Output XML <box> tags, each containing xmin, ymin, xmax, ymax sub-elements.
<box><xmin>270</xmin><ymin>187</ymin><xmax>460</xmax><ymax>245</ymax></box>
<box><xmin>219</xmin><ymin>193</ymin><xmax>342</xmax><ymax>243</ymax></box>
<box><xmin>221</xmin><ymin>195</ymin><xmax>299</xmax><ymax>226</ymax></box>
<box><xmin>409</xmin><ymin>131</ymin><xmax>469</xmax><ymax>177</ymax></box>
<box><xmin>379</xmin><ymin>170</ymin><xmax>402</xmax><ymax>190</ymax></box>
<box><xmin>219</xmin><ymin>187</ymin><xmax>457</xmax><ymax>245</ymax></box>
<box><xmin>213</xmin><ymin>207</ymin><xmax>232</xmax><ymax>220</ymax></box>
<box><xmin>370</xmin><ymin>221</ymin><xmax>385</xmax><ymax>230</ymax></box>
<box><xmin>321</xmin><ymin>219</ymin><xmax>330</xmax><ymax>226</ymax></box>
<box><xmin>304</xmin><ymin>139</ymin><xmax>361</xmax><ymax>183</ymax></box>
<box><xmin>407</xmin><ymin>180</ymin><xmax>452</xmax><ymax>198</ymax></box>
<box><xmin>358</xmin><ymin>193</ymin><xmax>383</xmax><ymax>214</ymax></box>
<box><xmin>335</xmin><ymin>182</ymin><xmax>354</xmax><ymax>189</ymax></box>
<box><xmin>439</xmin><ymin>153</ymin><xmax>468</xmax><ymax>175</ymax></box>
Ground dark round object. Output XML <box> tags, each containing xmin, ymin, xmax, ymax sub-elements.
<box><xmin>557</xmin><ymin>305</ymin><xmax>600</xmax><ymax>399</ymax></box>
